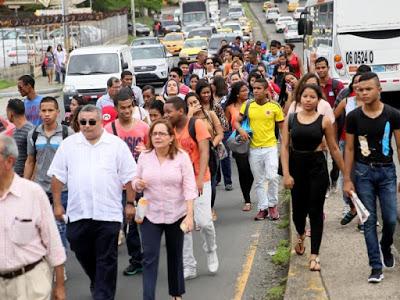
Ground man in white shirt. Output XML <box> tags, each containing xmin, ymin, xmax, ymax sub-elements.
<box><xmin>48</xmin><ymin>104</ymin><xmax>137</xmax><ymax>300</ymax></box>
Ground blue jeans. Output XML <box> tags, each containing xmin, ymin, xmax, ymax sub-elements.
<box><xmin>48</xmin><ymin>191</ymin><xmax>68</xmax><ymax>249</ymax></box>
<box><xmin>354</xmin><ymin>162</ymin><xmax>398</xmax><ymax>270</ymax></box>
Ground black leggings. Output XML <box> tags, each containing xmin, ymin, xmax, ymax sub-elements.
<box><xmin>232</xmin><ymin>152</ymin><xmax>254</xmax><ymax>203</ymax></box>
<box><xmin>290</xmin><ymin>151</ymin><xmax>329</xmax><ymax>255</ymax></box>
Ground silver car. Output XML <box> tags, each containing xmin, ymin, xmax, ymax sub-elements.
<box><xmin>266</xmin><ymin>8</ymin><xmax>280</xmax><ymax>23</ymax></box>
<box><xmin>275</xmin><ymin>16</ymin><xmax>294</xmax><ymax>33</ymax></box>
<box><xmin>284</xmin><ymin>22</ymin><xmax>302</xmax><ymax>42</ymax></box>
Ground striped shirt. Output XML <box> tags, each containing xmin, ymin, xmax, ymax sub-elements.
<box><xmin>13</xmin><ymin>122</ymin><xmax>34</xmax><ymax>176</ymax></box>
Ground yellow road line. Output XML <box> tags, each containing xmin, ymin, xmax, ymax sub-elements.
<box><xmin>232</xmin><ymin>227</ymin><xmax>262</xmax><ymax>300</ymax></box>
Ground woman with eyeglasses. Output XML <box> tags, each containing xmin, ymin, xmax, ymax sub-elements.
<box><xmin>133</xmin><ymin>119</ymin><xmax>196</xmax><ymax>300</ymax></box>
<box><xmin>205</xmin><ymin>58</ymin><xmax>216</xmax><ymax>83</ymax></box>
<box><xmin>225</xmin><ymin>81</ymin><xmax>254</xmax><ymax>211</ymax></box>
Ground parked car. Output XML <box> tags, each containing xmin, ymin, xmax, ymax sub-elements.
<box><xmin>131</xmin><ymin>37</ymin><xmax>161</xmax><ymax>46</ymax></box>
<box><xmin>128</xmin><ymin>22</ymin><xmax>151</xmax><ymax>36</ymax></box>
<box><xmin>275</xmin><ymin>16</ymin><xmax>294</xmax><ymax>33</ymax></box>
<box><xmin>293</xmin><ymin>7</ymin><xmax>305</xmax><ymax>20</ymax></box>
<box><xmin>179</xmin><ymin>37</ymin><xmax>208</xmax><ymax>62</ymax></box>
<box><xmin>265</xmin><ymin>7</ymin><xmax>280</xmax><ymax>23</ymax></box>
<box><xmin>161</xmin><ymin>32</ymin><xmax>185</xmax><ymax>55</ymax></box>
<box><xmin>63</xmin><ymin>45</ymin><xmax>134</xmax><ymax>111</ymax></box>
<box><xmin>284</xmin><ymin>22</ymin><xmax>302</xmax><ymax>42</ymax></box>
<box><xmin>131</xmin><ymin>44</ymin><xmax>172</xmax><ymax>86</ymax></box>
<box><xmin>7</xmin><ymin>45</ymin><xmax>36</xmax><ymax>65</ymax></box>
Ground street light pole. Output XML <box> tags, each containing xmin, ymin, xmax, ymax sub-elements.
<box><xmin>131</xmin><ymin>0</ymin><xmax>136</xmax><ymax>37</ymax></box>
<box><xmin>61</xmin><ymin>0</ymin><xmax>69</xmax><ymax>50</ymax></box>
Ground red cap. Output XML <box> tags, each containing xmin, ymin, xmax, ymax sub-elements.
<box><xmin>101</xmin><ymin>106</ymin><xmax>118</xmax><ymax>127</ymax></box>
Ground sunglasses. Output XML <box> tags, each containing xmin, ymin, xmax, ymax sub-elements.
<box><xmin>79</xmin><ymin>119</ymin><xmax>97</xmax><ymax>126</ymax></box>
<box><xmin>206</xmin><ymin>62</ymin><xmax>214</xmax><ymax>65</ymax></box>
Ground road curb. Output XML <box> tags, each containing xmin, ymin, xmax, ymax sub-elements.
<box><xmin>0</xmin><ymin>87</ymin><xmax>62</xmax><ymax>98</ymax></box>
<box><xmin>284</xmin><ymin>192</ymin><xmax>329</xmax><ymax>300</ymax></box>
<box><xmin>245</xmin><ymin>2</ymin><xmax>269</xmax><ymax>42</ymax></box>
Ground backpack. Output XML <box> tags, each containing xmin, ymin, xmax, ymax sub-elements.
<box><xmin>188</xmin><ymin>117</ymin><xmax>219</xmax><ymax>176</ymax></box>
<box><xmin>32</xmin><ymin>125</ymin><xmax>69</xmax><ymax>155</ymax></box>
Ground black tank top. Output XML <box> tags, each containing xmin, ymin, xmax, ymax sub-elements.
<box><xmin>291</xmin><ymin>113</ymin><xmax>324</xmax><ymax>152</ymax></box>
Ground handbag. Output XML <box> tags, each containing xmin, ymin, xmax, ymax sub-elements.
<box><xmin>227</xmin><ymin>100</ymin><xmax>253</xmax><ymax>154</ymax></box>
<box><xmin>203</xmin><ymin>110</ymin><xmax>228</xmax><ymax>160</ymax></box>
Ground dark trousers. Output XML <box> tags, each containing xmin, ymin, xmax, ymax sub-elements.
<box><xmin>290</xmin><ymin>151</ymin><xmax>329</xmax><ymax>255</ymax></box>
<box><xmin>67</xmin><ymin>219</ymin><xmax>121</xmax><ymax>300</ymax></box>
<box><xmin>122</xmin><ymin>191</ymin><xmax>143</xmax><ymax>265</ymax></box>
<box><xmin>211</xmin><ymin>159</ymin><xmax>220</xmax><ymax>208</ymax></box>
<box><xmin>141</xmin><ymin>217</ymin><xmax>185</xmax><ymax>300</ymax></box>
<box><xmin>216</xmin><ymin>131</ymin><xmax>233</xmax><ymax>186</ymax></box>
<box><xmin>232</xmin><ymin>152</ymin><xmax>254</xmax><ymax>203</ymax></box>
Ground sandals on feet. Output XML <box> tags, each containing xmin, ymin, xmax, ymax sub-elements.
<box><xmin>309</xmin><ymin>257</ymin><xmax>321</xmax><ymax>272</ymax></box>
<box><xmin>242</xmin><ymin>203</ymin><xmax>252</xmax><ymax>211</ymax></box>
<box><xmin>294</xmin><ymin>235</ymin><xmax>305</xmax><ymax>255</ymax></box>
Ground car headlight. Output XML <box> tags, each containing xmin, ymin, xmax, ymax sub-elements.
<box><xmin>63</xmin><ymin>85</ymin><xmax>76</xmax><ymax>94</ymax></box>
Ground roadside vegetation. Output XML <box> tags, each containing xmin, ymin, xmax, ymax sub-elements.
<box><xmin>0</xmin><ymin>80</ymin><xmax>14</xmax><ymax>90</ymax></box>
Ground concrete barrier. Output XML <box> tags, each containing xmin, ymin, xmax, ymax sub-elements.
<box><xmin>1</xmin><ymin>64</ymin><xmax>32</xmax><ymax>81</ymax></box>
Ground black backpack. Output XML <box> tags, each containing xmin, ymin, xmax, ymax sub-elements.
<box><xmin>32</xmin><ymin>125</ymin><xmax>69</xmax><ymax>155</ymax></box>
<box><xmin>188</xmin><ymin>117</ymin><xmax>218</xmax><ymax>176</ymax></box>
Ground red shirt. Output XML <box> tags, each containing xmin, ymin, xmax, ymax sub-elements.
<box><xmin>321</xmin><ymin>78</ymin><xmax>344</xmax><ymax>108</ymax></box>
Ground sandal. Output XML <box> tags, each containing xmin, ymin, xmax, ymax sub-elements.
<box><xmin>294</xmin><ymin>235</ymin><xmax>305</xmax><ymax>255</ymax></box>
<box><xmin>340</xmin><ymin>211</ymin><xmax>357</xmax><ymax>225</ymax></box>
<box><xmin>309</xmin><ymin>257</ymin><xmax>321</xmax><ymax>272</ymax></box>
<box><xmin>242</xmin><ymin>203</ymin><xmax>252</xmax><ymax>211</ymax></box>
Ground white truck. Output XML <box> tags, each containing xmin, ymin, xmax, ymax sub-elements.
<box><xmin>180</xmin><ymin>0</ymin><xmax>210</xmax><ymax>36</ymax></box>
<box><xmin>300</xmin><ymin>0</ymin><xmax>400</xmax><ymax>91</ymax></box>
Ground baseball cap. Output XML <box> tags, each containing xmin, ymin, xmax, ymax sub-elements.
<box><xmin>101</xmin><ymin>106</ymin><xmax>117</xmax><ymax>127</ymax></box>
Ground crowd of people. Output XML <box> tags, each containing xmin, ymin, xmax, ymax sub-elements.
<box><xmin>0</xmin><ymin>35</ymin><xmax>399</xmax><ymax>300</ymax></box>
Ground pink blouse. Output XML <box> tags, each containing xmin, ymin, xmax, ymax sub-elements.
<box><xmin>288</xmin><ymin>99</ymin><xmax>335</xmax><ymax>124</ymax></box>
<box><xmin>132</xmin><ymin>149</ymin><xmax>197</xmax><ymax>224</ymax></box>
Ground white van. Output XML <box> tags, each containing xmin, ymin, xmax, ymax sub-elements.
<box><xmin>63</xmin><ymin>45</ymin><xmax>134</xmax><ymax>111</ymax></box>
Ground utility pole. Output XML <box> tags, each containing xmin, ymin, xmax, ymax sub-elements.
<box><xmin>131</xmin><ymin>0</ymin><xmax>136</xmax><ymax>37</ymax></box>
<box><xmin>61</xmin><ymin>0</ymin><xmax>69</xmax><ymax>51</ymax></box>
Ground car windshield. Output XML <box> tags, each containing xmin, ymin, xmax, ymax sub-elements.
<box><xmin>296</xmin><ymin>8</ymin><xmax>304</xmax><ymax>12</ymax></box>
<box><xmin>132</xmin><ymin>38</ymin><xmax>158</xmax><ymax>46</ymax></box>
<box><xmin>225</xmin><ymin>24</ymin><xmax>241</xmax><ymax>31</ymax></box>
<box><xmin>188</xmin><ymin>30</ymin><xmax>211</xmax><ymax>38</ymax></box>
<box><xmin>183</xmin><ymin>12</ymin><xmax>206</xmax><ymax>23</ymax></box>
<box><xmin>162</xmin><ymin>20</ymin><xmax>177</xmax><ymax>26</ymax></box>
<box><xmin>269</xmin><ymin>8</ymin><xmax>279</xmax><ymax>13</ymax></box>
<box><xmin>229</xmin><ymin>7</ymin><xmax>242</xmax><ymax>12</ymax></box>
<box><xmin>184</xmin><ymin>39</ymin><xmax>207</xmax><ymax>48</ymax></box>
<box><xmin>164</xmin><ymin>34</ymin><xmax>183</xmax><ymax>41</ymax></box>
<box><xmin>131</xmin><ymin>47</ymin><xmax>164</xmax><ymax>59</ymax></box>
<box><xmin>209</xmin><ymin>36</ymin><xmax>235</xmax><ymax>48</ymax></box>
<box><xmin>287</xmin><ymin>24</ymin><xmax>297</xmax><ymax>30</ymax></box>
<box><xmin>67</xmin><ymin>53</ymin><xmax>119</xmax><ymax>75</ymax></box>
<box><xmin>279</xmin><ymin>17</ymin><xmax>292</xmax><ymax>22</ymax></box>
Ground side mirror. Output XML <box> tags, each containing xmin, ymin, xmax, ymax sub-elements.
<box><xmin>122</xmin><ymin>62</ymin><xmax>128</xmax><ymax>70</ymax></box>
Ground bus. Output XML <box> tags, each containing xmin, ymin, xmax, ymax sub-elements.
<box><xmin>180</xmin><ymin>0</ymin><xmax>210</xmax><ymax>29</ymax></box>
<box><xmin>299</xmin><ymin>0</ymin><xmax>400</xmax><ymax>92</ymax></box>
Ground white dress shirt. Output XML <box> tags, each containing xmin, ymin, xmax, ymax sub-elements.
<box><xmin>47</xmin><ymin>130</ymin><xmax>136</xmax><ymax>223</ymax></box>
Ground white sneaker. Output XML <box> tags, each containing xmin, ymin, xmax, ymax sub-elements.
<box><xmin>184</xmin><ymin>268</ymin><xmax>197</xmax><ymax>280</ymax></box>
<box><xmin>207</xmin><ymin>250</ymin><xmax>219</xmax><ymax>274</ymax></box>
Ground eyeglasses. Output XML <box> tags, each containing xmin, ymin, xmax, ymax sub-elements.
<box><xmin>79</xmin><ymin>119</ymin><xmax>97</xmax><ymax>126</ymax></box>
<box><xmin>151</xmin><ymin>131</ymin><xmax>169</xmax><ymax>137</ymax></box>
<box><xmin>206</xmin><ymin>62</ymin><xmax>214</xmax><ymax>65</ymax></box>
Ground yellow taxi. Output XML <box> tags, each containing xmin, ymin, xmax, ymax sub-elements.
<box><xmin>217</xmin><ymin>27</ymin><xmax>233</xmax><ymax>33</ymax></box>
<box><xmin>179</xmin><ymin>37</ymin><xmax>208</xmax><ymax>62</ymax></box>
<box><xmin>161</xmin><ymin>32</ymin><xmax>185</xmax><ymax>55</ymax></box>
<box><xmin>287</xmin><ymin>0</ymin><xmax>299</xmax><ymax>12</ymax></box>
<box><xmin>263</xmin><ymin>1</ymin><xmax>274</xmax><ymax>12</ymax></box>
<box><xmin>239</xmin><ymin>17</ymin><xmax>253</xmax><ymax>36</ymax></box>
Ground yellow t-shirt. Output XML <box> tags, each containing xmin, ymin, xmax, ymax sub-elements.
<box><xmin>240</xmin><ymin>100</ymin><xmax>284</xmax><ymax>148</ymax></box>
